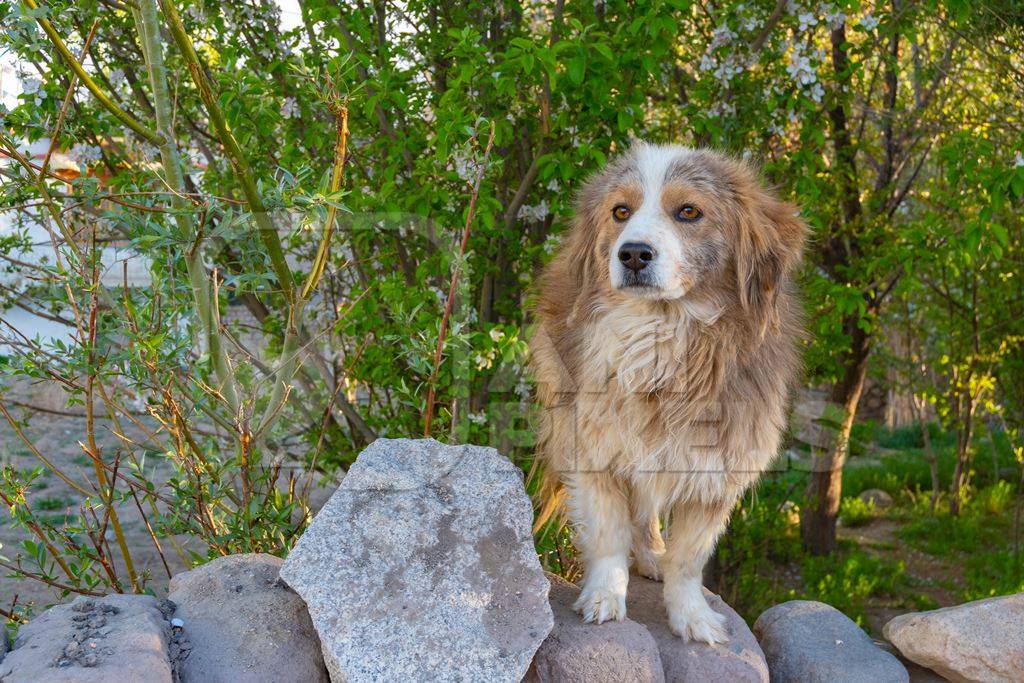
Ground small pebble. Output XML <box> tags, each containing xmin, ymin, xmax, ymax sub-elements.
<box><xmin>71</xmin><ymin>600</ymin><xmax>95</xmax><ymax>613</ymax></box>
<box><xmin>81</xmin><ymin>653</ymin><xmax>98</xmax><ymax>667</ymax></box>
<box><xmin>157</xmin><ymin>598</ymin><xmax>177</xmax><ymax>619</ymax></box>
<box><xmin>170</xmin><ymin>617</ymin><xmax>185</xmax><ymax>628</ymax></box>
<box><xmin>63</xmin><ymin>641</ymin><xmax>81</xmax><ymax>657</ymax></box>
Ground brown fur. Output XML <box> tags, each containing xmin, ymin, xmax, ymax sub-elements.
<box><xmin>529</xmin><ymin>143</ymin><xmax>806</xmax><ymax>639</ymax></box>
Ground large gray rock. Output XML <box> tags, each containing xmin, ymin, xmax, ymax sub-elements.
<box><xmin>528</xmin><ymin>573</ymin><xmax>664</xmax><ymax>682</ymax></box>
<box><xmin>754</xmin><ymin>600</ymin><xmax>908</xmax><ymax>682</ymax></box>
<box><xmin>884</xmin><ymin>593</ymin><xmax>1024</xmax><ymax>682</ymax></box>
<box><xmin>859</xmin><ymin>488</ymin><xmax>895</xmax><ymax>508</ymax></box>
<box><xmin>280</xmin><ymin>438</ymin><xmax>553</xmax><ymax>683</ymax></box>
<box><xmin>629</xmin><ymin>575</ymin><xmax>768</xmax><ymax>682</ymax></box>
<box><xmin>0</xmin><ymin>594</ymin><xmax>172</xmax><ymax>682</ymax></box>
<box><xmin>167</xmin><ymin>553</ymin><xmax>328</xmax><ymax>682</ymax></box>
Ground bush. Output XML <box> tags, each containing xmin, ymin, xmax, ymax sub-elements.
<box><xmin>801</xmin><ymin>551</ymin><xmax>905</xmax><ymax>626</ymax></box>
<box><xmin>839</xmin><ymin>496</ymin><xmax>876</xmax><ymax>527</ymax></box>
<box><xmin>969</xmin><ymin>481</ymin><xmax>1016</xmax><ymax>516</ymax></box>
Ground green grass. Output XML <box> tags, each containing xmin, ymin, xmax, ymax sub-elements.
<box><xmin>839</xmin><ymin>496</ymin><xmax>877</xmax><ymax>527</ymax></box>
<box><xmin>719</xmin><ymin>422</ymin><xmax>1023</xmax><ymax>628</ymax></box>
<box><xmin>34</xmin><ymin>496</ymin><xmax>72</xmax><ymax>512</ymax></box>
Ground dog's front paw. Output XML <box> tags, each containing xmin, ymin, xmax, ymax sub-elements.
<box><xmin>573</xmin><ymin>584</ymin><xmax>627</xmax><ymax>624</ymax></box>
<box><xmin>667</xmin><ymin>600</ymin><xmax>728</xmax><ymax>644</ymax></box>
<box><xmin>633</xmin><ymin>550</ymin><xmax>664</xmax><ymax>581</ymax></box>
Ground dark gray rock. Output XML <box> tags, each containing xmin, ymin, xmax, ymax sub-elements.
<box><xmin>754</xmin><ymin>600</ymin><xmax>908</xmax><ymax>683</ymax></box>
<box><xmin>528</xmin><ymin>573</ymin><xmax>664</xmax><ymax>682</ymax></box>
<box><xmin>280</xmin><ymin>438</ymin><xmax>553</xmax><ymax>683</ymax></box>
<box><xmin>167</xmin><ymin>553</ymin><xmax>328</xmax><ymax>683</ymax></box>
<box><xmin>629</xmin><ymin>575</ymin><xmax>768</xmax><ymax>682</ymax></box>
<box><xmin>0</xmin><ymin>594</ymin><xmax>172</xmax><ymax>682</ymax></box>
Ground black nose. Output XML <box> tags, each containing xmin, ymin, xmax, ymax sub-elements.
<box><xmin>617</xmin><ymin>242</ymin><xmax>656</xmax><ymax>272</ymax></box>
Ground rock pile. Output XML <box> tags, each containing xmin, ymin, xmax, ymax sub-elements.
<box><xmin>0</xmin><ymin>439</ymin><xmax>1020</xmax><ymax>683</ymax></box>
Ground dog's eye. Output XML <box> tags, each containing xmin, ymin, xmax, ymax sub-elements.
<box><xmin>612</xmin><ymin>205</ymin><xmax>631</xmax><ymax>222</ymax></box>
<box><xmin>676</xmin><ymin>205</ymin><xmax>703</xmax><ymax>222</ymax></box>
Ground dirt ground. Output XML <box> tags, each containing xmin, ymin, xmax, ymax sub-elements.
<box><xmin>838</xmin><ymin>518</ymin><xmax>961</xmax><ymax>635</ymax></box>
<box><xmin>0</xmin><ymin>379</ymin><xmax>192</xmax><ymax>616</ymax></box>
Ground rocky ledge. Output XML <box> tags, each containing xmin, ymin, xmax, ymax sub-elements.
<box><xmin>0</xmin><ymin>439</ymin><xmax>1018</xmax><ymax>682</ymax></box>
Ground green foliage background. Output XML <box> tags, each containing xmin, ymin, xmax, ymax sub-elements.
<box><xmin>0</xmin><ymin>0</ymin><xmax>1022</xmax><ymax>617</ymax></box>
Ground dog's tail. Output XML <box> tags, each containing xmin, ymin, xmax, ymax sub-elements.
<box><xmin>528</xmin><ymin>456</ymin><xmax>567</xmax><ymax>534</ymax></box>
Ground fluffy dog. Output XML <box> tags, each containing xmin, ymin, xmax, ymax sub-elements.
<box><xmin>530</xmin><ymin>142</ymin><xmax>805</xmax><ymax>643</ymax></box>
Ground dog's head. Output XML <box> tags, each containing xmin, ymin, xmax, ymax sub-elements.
<box><xmin>564</xmin><ymin>143</ymin><xmax>805</xmax><ymax>319</ymax></box>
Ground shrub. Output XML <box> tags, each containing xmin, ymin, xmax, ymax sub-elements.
<box><xmin>839</xmin><ymin>496</ymin><xmax>876</xmax><ymax>527</ymax></box>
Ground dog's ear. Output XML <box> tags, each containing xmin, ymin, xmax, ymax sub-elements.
<box><xmin>736</xmin><ymin>192</ymin><xmax>806</xmax><ymax>320</ymax></box>
<box><xmin>563</xmin><ymin>208</ymin><xmax>604</xmax><ymax>323</ymax></box>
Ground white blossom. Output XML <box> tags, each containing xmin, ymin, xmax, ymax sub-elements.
<box><xmin>467</xmin><ymin>412</ymin><xmax>488</xmax><ymax>425</ymax></box>
<box><xmin>786</xmin><ymin>44</ymin><xmax>818</xmax><ymax>86</ymax></box>
<box><xmin>710</xmin><ymin>23</ymin><xmax>735</xmax><ymax>50</ymax></box>
<box><xmin>821</xmin><ymin>4</ymin><xmax>846</xmax><ymax>29</ymax></box>
<box><xmin>860</xmin><ymin>13</ymin><xmax>879</xmax><ymax>31</ymax></box>
<box><xmin>543</xmin><ymin>233</ymin><xmax>562</xmax><ymax>255</ymax></box>
<box><xmin>20</xmin><ymin>76</ymin><xmax>40</xmax><ymax>94</ymax></box>
<box><xmin>1015</xmin><ymin>151</ymin><xmax>1024</xmax><ymax>168</ymax></box>
<box><xmin>280</xmin><ymin>97</ymin><xmax>299</xmax><ymax>118</ymax></box>
<box><xmin>516</xmin><ymin>380</ymin><xmax>531</xmax><ymax>400</ymax></box>
<box><xmin>699</xmin><ymin>53</ymin><xmax>717</xmax><ymax>74</ymax></box>
<box><xmin>714</xmin><ymin>57</ymin><xmax>743</xmax><ymax>84</ymax></box>
<box><xmin>517</xmin><ymin>199</ymin><xmax>549</xmax><ymax>222</ymax></box>
<box><xmin>797</xmin><ymin>11</ymin><xmax>818</xmax><ymax>31</ymax></box>
<box><xmin>69</xmin><ymin>143</ymin><xmax>102</xmax><ymax>165</ymax></box>
<box><xmin>108</xmin><ymin>68</ymin><xmax>125</xmax><ymax>87</ymax></box>
<box><xmin>489</xmin><ymin>327</ymin><xmax>505</xmax><ymax>342</ymax></box>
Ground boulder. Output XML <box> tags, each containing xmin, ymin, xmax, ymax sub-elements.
<box><xmin>280</xmin><ymin>438</ymin><xmax>553</xmax><ymax>683</ymax></box>
<box><xmin>167</xmin><ymin>553</ymin><xmax>328</xmax><ymax>682</ymax></box>
<box><xmin>859</xmin><ymin>488</ymin><xmax>895</xmax><ymax>508</ymax></box>
<box><xmin>528</xmin><ymin>573</ymin><xmax>664</xmax><ymax>682</ymax></box>
<box><xmin>874</xmin><ymin>638</ymin><xmax>951</xmax><ymax>682</ymax></box>
<box><xmin>883</xmin><ymin>593</ymin><xmax>1024</xmax><ymax>683</ymax></box>
<box><xmin>628</xmin><ymin>575</ymin><xmax>768</xmax><ymax>682</ymax></box>
<box><xmin>0</xmin><ymin>594</ymin><xmax>172</xmax><ymax>682</ymax></box>
<box><xmin>754</xmin><ymin>600</ymin><xmax>908</xmax><ymax>683</ymax></box>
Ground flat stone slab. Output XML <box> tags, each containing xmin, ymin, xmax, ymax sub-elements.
<box><xmin>755</xmin><ymin>600</ymin><xmax>908</xmax><ymax>683</ymax></box>
<box><xmin>280</xmin><ymin>438</ymin><xmax>553</xmax><ymax>683</ymax></box>
<box><xmin>528</xmin><ymin>573</ymin><xmax>664</xmax><ymax>682</ymax></box>
<box><xmin>629</xmin><ymin>575</ymin><xmax>769</xmax><ymax>682</ymax></box>
<box><xmin>884</xmin><ymin>593</ymin><xmax>1024</xmax><ymax>683</ymax></box>
<box><xmin>0</xmin><ymin>594</ymin><xmax>172</xmax><ymax>683</ymax></box>
<box><xmin>168</xmin><ymin>553</ymin><xmax>328</xmax><ymax>682</ymax></box>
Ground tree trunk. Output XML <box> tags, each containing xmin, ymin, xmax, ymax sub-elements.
<box><xmin>949</xmin><ymin>393</ymin><xmax>975</xmax><ymax>516</ymax></box>
<box><xmin>914</xmin><ymin>394</ymin><xmax>941</xmax><ymax>513</ymax></box>
<box><xmin>801</xmin><ymin>323</ymin><xmax>871</xmax><ymax>555</ymax></box>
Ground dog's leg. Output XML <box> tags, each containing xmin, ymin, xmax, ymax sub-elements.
<box><xmin>567</xmin><ymin>472</ymin><xmax>631</xmax><ymax>624</ymax></box>
<box><xmin>631</xmin><ymin>503</ymin><xmax>665</xmax><ymax>581</ymax></box>
<box><xmin>661</xmin><ymin>499</ymin><xmax>732</xmax><ymax>643</ymax></box>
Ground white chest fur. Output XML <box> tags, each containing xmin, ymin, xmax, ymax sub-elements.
<box><xmin>573</xmin><ymin>301</ymin><xmax>735</xmax><ymax>505</ymax></box>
